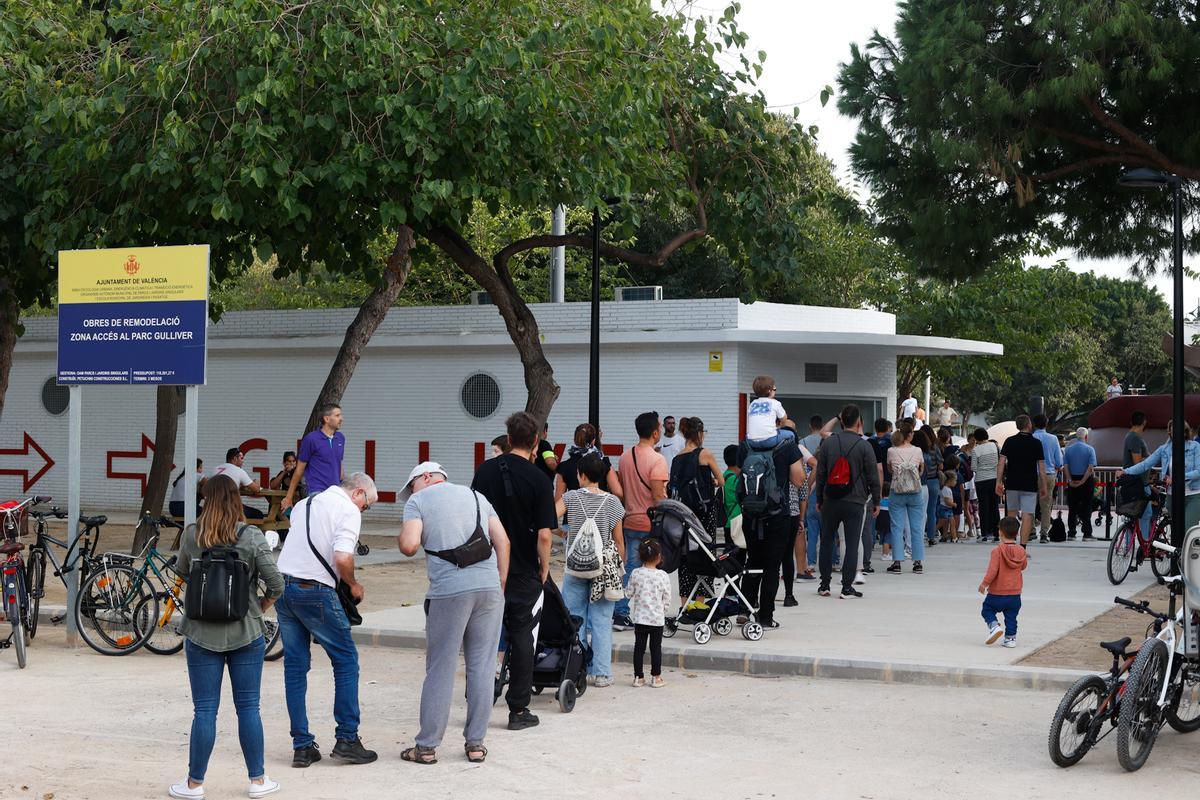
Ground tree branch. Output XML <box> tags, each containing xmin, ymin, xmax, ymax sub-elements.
<box><xmin>1031</xmin><ymin>155</ymin><xmax>1156</xmax><ymax>183</ymax></box>
<box><xmin>492</xmin><ymin>229</ymin><xmax>706</xmax><ymax>276</ymax></box>
<box><xmin>1079</xmin><ymin>94</ymin><xmax>1200</xmax><ymax>180</ymax></box>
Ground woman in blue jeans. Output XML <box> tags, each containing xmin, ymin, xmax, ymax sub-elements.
<box><xmin>914</xmin><ymin>427</ymin><xmax>943</xmax><ymax>546</ymax></box>
<box><xmin>556</xmin><ymin>455</ymin><xmax>625</xmax><ymax>687</ymax></box>
<box><xmin>172</xmin><ymin>475</ymin><xmax>285</xmax><ymax>799</ymax></box>
<box><xmin>885</xmin><ymin>428</ymin><xmax>927</xmax><ymax>573</ymax></box>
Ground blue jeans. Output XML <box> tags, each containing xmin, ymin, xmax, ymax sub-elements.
<box><xmin>924</xmin><ymin>478</ymin><xmax>940</xmax><ymax>542</ymax></box>
<box><xmin>613</xmin><ymin>528</ymin><xmax>649</xmax><ymax>620</ymax></box>
<box><xmin>277</xmin><ymin>581</ymin><xmax>361</xmax><ymax>749</ymax></box>
<box><xmin>889</xmin><ymin>490</ymin><xmax>926</xmax><ymax>563</ymax></box>
<box><xmin>184</xmin><ymin>637</ymin><xmax>266</xmax><ymax>783</ymax></box>
<box><xmin>562</xmin><ymin>574</ymin><xmax>615</xmax><ymax>678</ymax></box>
<box><xmin>805</xmin><ymin>503</ymin><xmax>821</xmax><ymax>569</ymax></box>
<box><xmin>981</xmin><ymin>594</ymin><xmax>1021</xmax><ymax>637</ymax></box>
<box><xmin>747</xmin><ymin>429</ymin><xmax>796</xmax><ymax>449</ymax></box>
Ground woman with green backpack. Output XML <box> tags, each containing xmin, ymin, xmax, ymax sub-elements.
<box><xmin>171</xmin><ymin>474</ymin><xmax>285</xmax><ymax>799</ymax></box>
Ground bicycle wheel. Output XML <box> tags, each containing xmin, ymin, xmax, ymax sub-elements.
<box><xmin>1150</xmin><ymin>519</ymin><xmax>1173</xmax><ymax>579</ymax></box>
<box><xmin>1116</xmin><ymin>638</ymin><xmax>1169</xmax><ymax>771</ymax></box>
<box><xmin>11</xmin><ymin>617</ymin><xmax>26</xmax><ymax>669</ymax></box>
<box><xmin>1048</xmin><ymin>674</ymin><xmax>1107</xmax><ymax>767</ymax></box>
<box><xmin>1167</xmin><ymin>663</ymin><xmax>1200</xmax><ymax>733</ymax></box>
<box><xmin>263</xmin><ymin>616</ymin><xmax>283</xmax><ymax>661</ymax></box>
<box><xmin>140</xmin><ymin>580</ymin><xmax>184</xmax><ymax>656</ymax></box>
<box><xmin>75</xmin><ymin>563</ymin><xmax>154</xmax><ymax>656</ymax></box>
<box><xmin>24</xmin><ymin>549</ymin><xmax>44</xmax><ymax>641</ymax></box>
<box><xmin>1107</xmin><ymin>523</ymin><xmax>1136</xmax><ymax>585</ymax></box>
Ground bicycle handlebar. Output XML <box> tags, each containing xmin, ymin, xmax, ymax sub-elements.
<box><xmin>1152</xmin><ymin>539</ymin><xmax>1178</xmax><ymax>554</ymax></box>
<box><xmin>1114</xmin><ymin>595</ymin><xmax>1173</xmax><ymax>622</ymax></box>
<box><xmin>32</xmin><ymin>495</ymin><xmax>52</xmax><ymax>505</ymax></box>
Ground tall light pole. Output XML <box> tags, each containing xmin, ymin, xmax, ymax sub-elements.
<box><xmin>1120</xmin><ymin>168</ymin><xmax>1186</xmax><ymax>548</ymax></box>
<box><xmin>589</xmin><ymin>206</ymin><xmax>601</xmax><ymax>428</ymax></box>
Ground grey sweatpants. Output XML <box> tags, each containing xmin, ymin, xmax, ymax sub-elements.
<box><xmin>417</xmin><ymin>589</ymin><xmax>505</xmax><ymax>748</ymax></box>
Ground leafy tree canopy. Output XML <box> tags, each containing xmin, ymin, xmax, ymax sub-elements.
<box><xmin>837</xmin><ymin>0</ymin><xmax>1200</xmax><ymax>277</ymax></box>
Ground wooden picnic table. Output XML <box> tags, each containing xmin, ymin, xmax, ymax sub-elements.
<box><xmin>245</xmin><ymin>488</ymin><xmax>291</xmax><ymax>533</ymax></box>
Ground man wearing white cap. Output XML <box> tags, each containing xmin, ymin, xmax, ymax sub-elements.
<box><xmin>397</xmin><ymin>461</ymin><xmax>509</xmax><ymax>765</ymax></box>
<box><xmin>1063</xmin><ymin>428</ymin><xmax>1098</xmax><ymax>541</ymax></box>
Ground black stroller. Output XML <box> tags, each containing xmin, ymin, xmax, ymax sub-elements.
<box><xmin>649</xmin><ymin>499</ymin><xmax>764</xmax><ymax>645</ymax></box>
<box><xmin>493</xmin><ymin>577</ymin><xmax>591</xmax><ymax>713</ymax></box>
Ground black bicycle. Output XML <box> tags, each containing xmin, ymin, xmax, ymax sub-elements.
<box><xmin>25</xmin><ymin>507</ymin><xmax>111</xmax><ymax>641</ymax></box>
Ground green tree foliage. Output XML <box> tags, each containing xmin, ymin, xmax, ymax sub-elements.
<box><xmin>837</xmin><ymin>0</ymin><xmax>1200</xmax><ymax>276</ymax></box>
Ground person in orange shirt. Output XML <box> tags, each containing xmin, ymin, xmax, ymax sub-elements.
<box><xmin>613</xmin><ymin>411</ymin><xmax>668</xmax><ymax>631</ymax></box>
<box><xmin>978</xmin><ymin>516</ymin><xmax>1028</xmax><ymax>648</ymax></box>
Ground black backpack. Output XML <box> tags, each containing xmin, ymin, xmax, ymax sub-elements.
<box><xmin>738</xmin><ymin>441</ymin><xmax>786</xmax><ymax>519</ymax></box>
<box><xmin>670</xmin><ymin>449</ymin><xmax>716</xmax><ymax>519</ymax></box>
<box><xmin>185</xmin><ymin>525</ymin><xmax>252</xmax><ymax>622</ymax></box>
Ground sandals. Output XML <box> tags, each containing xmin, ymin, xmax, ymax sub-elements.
<box><xmin>401</xmin><ymin>745</ymin><xmax>438</xmax><ymax>765</ymax></box>
<box><xmin>464</xmin><ymin>743</ymin><xmax>487</xmax><ymax>763</ymax></box>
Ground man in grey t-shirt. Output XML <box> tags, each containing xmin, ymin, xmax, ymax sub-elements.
<box><xmin>398</xmin><ymin>461</ymin><xmax>510</xmax><ymax>763</ymax></box>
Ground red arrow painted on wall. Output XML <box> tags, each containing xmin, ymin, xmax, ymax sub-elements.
<box><xmin>106</xmin><ymin>434</ymin><xmax>174</xmax><ymax>497</ymax></box>
<box><xmin>0</xmin><ymin>433</ymin><xmax>55</xmax><ymax>491</ymax></box>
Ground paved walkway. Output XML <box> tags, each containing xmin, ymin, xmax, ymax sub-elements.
<box><xmin>356</xmin><ymin>538</ymin><xmax>1150</xmax><ymax>689</ymax></box>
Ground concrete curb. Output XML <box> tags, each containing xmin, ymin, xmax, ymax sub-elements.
<box><xmin>352</xmin><ymin>623</ymin><xmax>1089</xmax><ymax>692</ymax></box>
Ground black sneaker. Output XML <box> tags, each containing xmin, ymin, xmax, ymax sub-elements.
<box><xmin>886</xmin><ymin>562</ymin><xmax>902</xmax><ymax>573</ymax></box>
<box><xmin>783</xmin><ymin>595</ymin><xmax>798</xmax><ymax>607</ymax></box>
<box><xmin>862</xmin><ymin>566</ymin><xmax>875</xmax><ymax>574</ymax></box>
<box><xmin>508</xmin><ymin>708</ymin><xmax>540</xmax><ymax>731</ymax></box>
<box><xmin>330</xmin><ymin>737</ymin><xmax>378</xmax><ymax>765</ymax></box>
<box><xmin>912</xmin><ymin>562</ymin><xmax>923</xmax><ymax>574</ymax></box>
<box><xmin>612</xmin><ymin>614</ymin><xmax>634</xmax><ymax>632</ymax></box>
<box><xmin>1082</xmin><ymin>535</ymin><xmax>1096</xmax><ymax>541</ymax></box>
<box><xmin>817</xmin><ymin>585</ymin><xmax>831</xmax><ymax>597</ymax></box>
<box><xmin>292</xmin><ymin>744</ymin><xmax>322</xmax><ymax>768</ymax></box>
<box><xmin>840</xmin><ymin>587</ymin><xmax>863</xmax><ymax>599</ymax></box>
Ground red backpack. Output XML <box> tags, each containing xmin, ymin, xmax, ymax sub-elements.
<box><xmin>825</xmin><ymin>439</ymin><xmax>861</xmax><ymax>500</ymax></box>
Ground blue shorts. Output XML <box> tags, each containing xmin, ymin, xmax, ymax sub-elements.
<box><xmin>937</xmin><ymin>505</ymin><xmax>954</xmax><ymax>520</ymax></box>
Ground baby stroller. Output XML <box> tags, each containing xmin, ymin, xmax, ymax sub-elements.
<box><xmin>493</xmin><ymin>577</ymin><xmax>591</xmax><ymax>713</ymax></box>
<box><xmin>649</xmin><ymin>499</ymin><xmax>764</xmax><ymax>645</ymax></box>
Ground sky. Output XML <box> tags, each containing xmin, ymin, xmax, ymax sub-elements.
<box><xmin>693</xmin><ymin>0</ymin><xmax>1198</xmax><ymax>314</ymax></box>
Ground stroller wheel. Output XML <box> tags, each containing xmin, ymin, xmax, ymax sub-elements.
<box><xmin>714</xmin><ymin>617</ymin><xmax>733</xmax><ymax>636</ymax></box>
<box><xmin>356</xmin><ymin>542</ymin><xmax>370</xmax><ymax>556</ymax></box>
<box><xmin>558</xmin><ymin>679</ymin><xmax>577</xmax><ymax>713</ymax></box>
<box><xmin>693</xmin><ymin>623</ymin><xmax>712</xmax><ymax>645</ymax></box>
<box><xmin>663</xmin><ymin>620</ymin><xmax>678</xmax><ymax>638</ymax></box>
<box><xmin>742</xmin><ymin>621</ymin><xmax>763</xmax><ymax>641</ymax></box>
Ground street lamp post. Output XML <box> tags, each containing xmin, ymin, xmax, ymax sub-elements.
<box><xmin>589</xmin><ymin>207</ymin><xmax>601</xmax><ymax>429</ymax></box>
<box><xmin>1119</xmin><ymin>168</ymin><xmax>1186</xmax><ymax>547</ymax></box>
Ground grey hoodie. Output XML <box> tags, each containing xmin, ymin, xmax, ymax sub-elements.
<box><xmin>814</xmin><ymin>431</ymin><xmax>882</xmax><ymax>507</ymax></box>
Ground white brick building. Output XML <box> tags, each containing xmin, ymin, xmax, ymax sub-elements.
<box><xmin>0</xmin><ymin>299</ymin><xmax>1000</xmax><ymax>519</ymax></box>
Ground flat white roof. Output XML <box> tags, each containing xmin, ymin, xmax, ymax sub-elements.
<box><xmin>16</xmin><ymin>298</ymin><xmax>1002</xmax><ymax>357</ymax></box>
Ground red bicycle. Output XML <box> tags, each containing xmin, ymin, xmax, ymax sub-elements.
<box><xmin>1108</xmin><ymin>486</ymin><xmax>1172</xmax><ymax>585</ymax></box>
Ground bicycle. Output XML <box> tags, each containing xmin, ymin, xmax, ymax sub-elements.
<box><xmin>136</xmin><ymin>513</ymin><xmax>282</xmax><ymax>660</ymax></box>
<box><xmin>1112</xmin><ymin>544</ymin><xmax>1200</xmax><ymax>771</ymax></box>
<box><xmin>1107</xmin><ymin>486</ymin><xmax>1172</xmax><ymax>585</ymax></box>
<box><xmin>25</xmin><ymin>507</ymin><xmax>112</xmax><ymax>640</ymax></box>
<box><xmin>1</xmin><ymin>495</ymin><xmax>45</xmax><ymax>668</ymax></box>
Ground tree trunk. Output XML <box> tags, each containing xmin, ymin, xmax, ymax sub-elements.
<box><xmin>131</xmin><ymin>385</ymin><xmax>182</xmax><ymax>554</ymax></box>
<box><xmin>302</xmin><ymin>226</ymin><xmax>415</xmax><ymax>434</ymax></box>
<box><xmin>0</xmin><ymin>290</ymin><xmax>17</xmax><ymax>423</ymax></box>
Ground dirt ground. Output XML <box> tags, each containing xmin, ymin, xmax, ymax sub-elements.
<box><xmin>1018</xmin><ymin>581</ymin><xmax>1171</xmax><ymax>670</ymax></box>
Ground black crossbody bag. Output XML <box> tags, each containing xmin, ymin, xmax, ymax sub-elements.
<box><xmin>426</xmin><ymin>490</ymin><xmax>493</xmax><ymax>568</ymax></box>
<box><xmin>305</xmin><ymin>493</ymin><xmax>362</xmax><ymax>626</ymax></box>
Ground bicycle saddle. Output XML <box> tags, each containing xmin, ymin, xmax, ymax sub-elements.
<box><xmin>80</xmin><ymin>515</ymin><xmax>107</xmax><ymax>527</ymax></box>
<box><xmin>1100</xmin><ymin>636</ymin><xmax>1132</xmax><ymax>655</ymax></box>
<box><xmin>0</xmin><ymin>541</ymin><xmax>24</xmax><ymax>554</ymax></box>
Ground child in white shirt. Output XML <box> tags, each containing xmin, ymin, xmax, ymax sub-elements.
<box><xmin>746</xmin><ymin>375</ymin><xmax>795</xmax><ymax>449</ymax></box>
<box><xmin>625</xmin><ymin>538</ymin><xmax>672</xmax><ymax>687</ymax></box>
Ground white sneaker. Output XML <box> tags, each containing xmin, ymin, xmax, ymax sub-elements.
<box><xmin>592</xmin><ymin>675</ymin><xmax>613</xmax><ymax>688</ymax></box>
<box><xmin>985</xmin><ymin>624</ymin><xmax>1003</xmax><ymax>645</ymax></box>
<box><xmin>248</xmin><ymin>778</ymin><xmax>280</xmax><ymax>799</ymax></box>
<box><xmin>853</xmin><ymin>572</ymin><xmax>866</xmax><ymax>585</ymax></box>
<box><xmin>169</xmin><ymin>781</ymin><xmax>204</xmax><ymax>799</ymax></box>
<box><xmin>1002</xmin><ymin>637</ymin><xmax>1017</xmax><ymax>649</ymax></box>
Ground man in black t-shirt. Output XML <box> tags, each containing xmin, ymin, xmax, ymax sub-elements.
<box><xmin>996</xmin><ymin>414</ymin><xmax>1046</xmax><ymax>544</ymax></box>
<box><xmin>737</xmin><ymin>435</ymin><xmax>806</xmax><ymax>626</ymax></box>
<box><xmin>472</xmin><ymin>412</ymin><xmax>557</xmax><ymax>731</ymax></box>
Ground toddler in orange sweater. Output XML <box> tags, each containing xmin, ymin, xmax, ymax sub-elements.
<box><xmin>978</xmin><ymin>516</ymin><xmax>1028</xmax><ymax>648</ymax></box>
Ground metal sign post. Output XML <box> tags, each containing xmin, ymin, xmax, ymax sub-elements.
<box><xmin>184</xmin><ymin>386</ymin><xmax>199</xmax><ymax>527</ymax></box>
<box><xmin>65</xmin><ymin>386</ymin><xmax>82</xmax><ymax>643</ymax></box>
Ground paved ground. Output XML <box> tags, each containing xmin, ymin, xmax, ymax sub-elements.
<box><xmin>6</xmin><ymin>641</ymin><xmax>1198</xmax><ymax>800</ymax></box>
<box><xmin>358</xmin><ymin>538</ymin><xmax>1151</xmax><ymax>674</ymax></box>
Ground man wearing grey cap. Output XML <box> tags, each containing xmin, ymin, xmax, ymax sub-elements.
<box><xmin>397</xmin><ymin>461</ymin><xmax>509</xmax><ymax>765</ymax></box>
<box><xmin>1063</xmin><ymin>428</ymin><xmax>1098</xmax><ymax>541</ymax></box>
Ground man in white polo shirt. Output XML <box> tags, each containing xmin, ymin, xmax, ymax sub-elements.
<box><xmin>275</xmin><ymin>473</ymin><xmax>378</xmax><ymax>768</ymax></box>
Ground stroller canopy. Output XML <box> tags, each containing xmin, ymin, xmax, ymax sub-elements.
<box><xmin>648</xmin><ymin>499</ymin><xmax>713</xmax><ymax>573</ymax></box>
